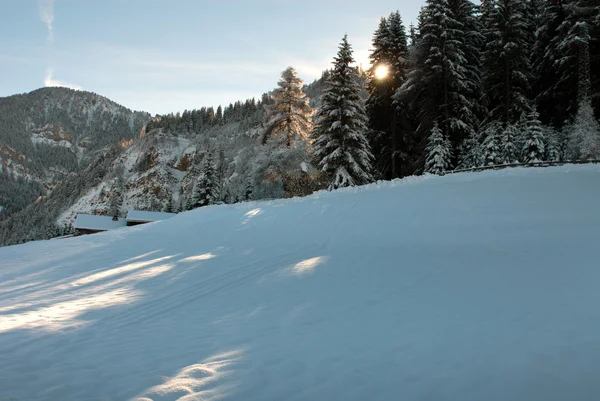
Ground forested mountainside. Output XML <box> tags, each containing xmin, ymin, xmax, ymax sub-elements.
<box><xmin>0</xmin><ymin>72</ymin><xmax>332</xmax><ymax>246</ymax></box>
<box><xmin>0</xmin><ymin>87</ymin><xmax>150</xmax><ymax>216</ymax></box>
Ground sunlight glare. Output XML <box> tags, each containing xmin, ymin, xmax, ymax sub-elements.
<box><xmin>133</xmin><ymin>349</ymin><xmax>244</xmax><ymax>401</ymax></box>
<box><xmin>375</xmin><ymin>64</ymin><xmax>389</xmax><ymax>80</ymax></box>
<box><xmin>291</xmin><ymin>256</ymin><xmax>328</xmax><ymax>275</ymax></box>
<box><xmin>180</xmin><ymin>253</ymin><xmax>216</xmax><ymax>263</ymax></box>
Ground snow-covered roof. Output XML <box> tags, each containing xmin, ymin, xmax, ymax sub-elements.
<box><xmin>126</xmin><ymin>210</ymin><xmax>177</xmax><ymax>223</ymax></box>
<box><xmin>74</xmin><ymin>214</ymin><xmax>127</xmax><ymax>231</ymax></box>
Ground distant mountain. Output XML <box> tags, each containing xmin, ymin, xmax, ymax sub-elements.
<box><xmin>0</xmin><ymin>79</ymin><xmax>330</xmax><ymax>246</ymax></box>
<box><xmin>0</xmin><ymin>87</ymin><xmax>151</xmax><ymax>216</ymax></box>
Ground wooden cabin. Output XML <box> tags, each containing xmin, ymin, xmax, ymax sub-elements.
<box><xmin>125</xmin><ymin>210</ymin><xmax>177</xmax><ymax>227</ymax></box>
<box><xmin>74</xmin><ymin>214</ymin><xmax>127</xmax><ymax>235</ymax></box>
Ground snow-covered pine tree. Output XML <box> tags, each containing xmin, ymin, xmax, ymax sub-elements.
<box><xmin>544</xmin><ymin>126</ymin><xmax>562</xmax><ymax>162</ymax></box>
<box><xmin>366</xmin><ymin>12</ymin><xmax>410</xmax><ymax>179</ymax></box>
<box><xmin>568</xmin><ymin>99</ymin><xmax>600</xmax><ymax>159</ymax></box>
<box><xmin>244</xmin><ymin>179</ymin><xmax>253</xmax><ymax>201</ymax></box>
<box><xmin>263</xmin><ymin>67</ymin><xmax>313</xmax><ymax>146</ymax></box>
<box><xmin>184</xmin><ymin>195</ymin><xmax>194</xmax><ymax>211</ymax></box>
<box><xmin>531</xmin><ymin>0</ymin><xmax>575</xmax><ymax>126</ymax></box>
<box><xmin>397</xmin><ymin>0</ymin><xmax>482</xmax><ymax>170</ymax></box>
<box><xmin>312</xmin><ymin>35</ymin><xmax>374</xmax><ymax>190</ymax></box>
<box><xmin>457</xmin><ymin>130</ymin><xmax>482</xmax><ymax>169</ymax></box>
<box><xmin>425</xmin><ymin>122</ymin><xmax>453</xmax><ymax>174</ymax></box>
<box><xmin>522</xmin><ymin>110</ymin><xmax>546</xmax><ymax>163</ymax></box>
<box><xmin>193</xmin><ymin>152</ymin><xmax>217</xmax><ymax>208</ymax></box>
<box><xmin>482</xmin><ymin>0</ymin><xmax>533</xmax><ymax>125</ymax></box>
<box><xmin>500</xmin><ymin>124</ymin><xmax>520</xmax><ymax>164</ymax></box>
<box><xmin>164</xmin><ymin>197</ymin><xmax>174</xmax><ymax>213</ymax></box>
<box><xmin>213</xmin><ymin>149</ymin><xmax>228</xmax><ymax>202</ymax></box>
<box><xmin>557</xmin><ymin>0</ymin><xmax>598</xmax><ymax>109</ymax></box>
<box><xmin>482</xmin><ymin>123</ymin><xmax>502</xmax><ymax>166</ymax></box>
<box><xmin>109</xmin><ymin>190</ymin><xmax>121</xmax><ymax>219</ymax></box>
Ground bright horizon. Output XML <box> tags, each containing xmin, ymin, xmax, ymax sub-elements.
<box><xmin>0</xmin><ymin>0</ymin><xmax>425</xmax><ymax>115</ymax></box>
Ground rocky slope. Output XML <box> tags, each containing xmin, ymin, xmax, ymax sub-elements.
<box><xmin>0</xmin><ymin>87</ymin><xmax>150</xmax><ymax>216</ymax></box>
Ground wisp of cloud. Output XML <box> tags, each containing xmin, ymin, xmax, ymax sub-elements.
<box><xmin>45</xmin><ymin>69</ymin><xmax>82</xmax><ymax>91</ymax></box>
<box><xmin>38</xmin><ymin>1</ymin><xmax>82</xmax><ymax>90</ymax></box>
<box><xmin>38</xmin><ymin>0</ymin><xmax>54</xmax><ymax>42</ymax></box>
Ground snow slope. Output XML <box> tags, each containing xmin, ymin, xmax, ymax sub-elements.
<box><xmin>1</xmin><ymin>165</ymin><xmax>600</xmax><ymax>401</ymax></box>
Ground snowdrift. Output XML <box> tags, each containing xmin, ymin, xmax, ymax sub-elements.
<box><xmin>1</xmin><ymin>165</ymin><xmax>600</xmax><ymax>401</ymax></box>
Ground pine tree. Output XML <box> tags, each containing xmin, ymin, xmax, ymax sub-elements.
<box><xmin>109</xmin><ymin>191</ymin><xmax>121</xmax><ymax>219</ymax></box>
<box><xmin>457</xmin><ymin>130</ymin><xmax>482</xmax><ymax>169</ymax></box>
<box><xmin>366</xmin><ymin>12</ymin><xmax>410</xmax><ymax>179</ymax></box>
<box><xmin>482</xmin><ymin>123</ymin><xmax>502</xmax><ymax>166</ymax></box>
<box><xmin>522</xmin><ymin>110</ymin><xmax>546</xmax><ymax>163</ymax></box>
<box><xmin>500</xmin><ymin>124</ymin><xmax>519</xmax><ymax>164</ymax></box>
<box><xmin>558</xmin><ymin>0</ymin><xmax>598</xmax><ymax>108</ymax></box>
<box><xmin>193</xmin><ymin>152</ymin><xmax>216</xmax><ymax>207</ymax></box>
<box><xmin>184</xmin><ymin>196</ymin><xmax>193</xmax><ymax>211</ymax></box>
<box><xmin>544</xmin><ymin>126</ymin><xmax>562</xmax><ymax>162</ymax></box>
<box><xmin>482</xmin><ymin>0</ymin><xmax>533</xmax><ymax>125</ymax></box>
<box><xmin>398</xmin><ymin>0</ymin><xmax>482</xmax><ymax>171</ymax></box>
<box><xmin>214</xmin><ymin>149</ymin><xmax>228</xmax><ymax>202</ymax></box>
<box><xmin>312</xmin><ymin>35</ymin><xmax>374</xmax><ymax>190</ymax></box>
<box><xmin>532</xmin><ymin>0</ymin><xmax>574</xmax><ymax>126</ymax></box>
<box><xmin>263</xmin><ymin>67</ymin><xmax>313</xmax><ymax>146</ymax></box>
<box><xmin>568</xmin><ymin>99</ymin><xmax>600</xmax><ymax>159</ymax></box>
<box><xmin>244</xmin><ymin>179</ymin><xmax>253</xmax><ymax>201</ymax></box>
<box><xmin>164</xmin><ymin>197</ymin><xmax>174</xmax><ymax>213</ymax></box>
<box><xmin>216</xmin><ymin>105</ymin><xmax>223</xmax><ymax>124</ymax></box>
<box><xmin>425</xmin><ymin>122</ymin><xmax>453</xmax><ymax>174</ymax></box>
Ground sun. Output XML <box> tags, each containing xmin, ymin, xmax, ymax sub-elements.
<box><xmin>374</xmin><ymin>64</ymin><xmax>389</xmax><ymax>80</ymax></box>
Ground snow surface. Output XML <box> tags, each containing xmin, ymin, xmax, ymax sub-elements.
<box><xmin>1</xmin><ymin>165</ymin><xmax>600</xmax><ymax>401</ymax></box>
<box><xmin>126</xmin><ymin>210</ymin><xmax>177</xmax><ymax>223</ymax></box>
<box><xmin>74</xmin><ymin>213</ymin><xmax>127</xmax><ymax>231</ymax></box>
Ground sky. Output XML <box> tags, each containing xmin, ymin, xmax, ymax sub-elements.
<box><xmin>0</xmin><ymin>0</ymin><xmax>426</xmax><ymax>115</ymax></box>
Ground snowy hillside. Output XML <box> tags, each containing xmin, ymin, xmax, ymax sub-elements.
<box><xmin>1</xmin><ymin>165</ymin><xmax>600</xmax><ymax>401</ymax></box>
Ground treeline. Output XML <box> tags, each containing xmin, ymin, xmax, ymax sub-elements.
<box><xmin>365</xmin><ymin>0</ymin><xmax>600</xmax><ymax>177</ymax></box>
<box><xmin>145</xmin><ymin>96</ymin><xmax>273</xmax><ymax>135</ymax></box>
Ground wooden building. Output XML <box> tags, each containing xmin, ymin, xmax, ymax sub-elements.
<box><xmin>125</xmin><ymin>210</ymin><xmax>177</xmax><ymax>226</ymax></box>
<box><xmin>74</xmin><ymin>214</ymin><xmax>127</xmax><ymax>235</ymax></box>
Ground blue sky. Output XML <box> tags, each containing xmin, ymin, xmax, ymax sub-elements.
<box><xmin>0</xmin><ymin>0</ymin><xmax>426</xmax><ymax>115</ymax></box>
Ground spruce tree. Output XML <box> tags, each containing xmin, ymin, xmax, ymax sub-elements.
<box><xmin>522</xmin><ymin>110</ymin><xmax>546</xmax><ymax>163</ymax></box>
<box><xmin>216</xmin><ymin>105</ymin><xmax>223</xmax><ymax>124</ymax></box>
<box><xmin>398</xmin><ymin>0</ymin><xmax>482</xmax><ymax>171</ymax></box>
<box><xmin>568</xmin><ymin>100</ymin><xmax>600</xmax><ymax>159</ymax></box>
<box><xmin>263</xmin><ymin>67</ymin><xmax>313</xmax><ymax>146</ymax></box>
<box><xmin>482</xmin><ymin>0</ymin><xmax>533</xmax><ymax>125</ymax></box>
<box><xmin>244</xmin><ymin>179</ymin><xmax>253</xmax><ymax>201</ymax></box>
<box><xmin>532</xmin><ymin>0</ymin><xmax>574</xmax><ymax>126</ymax></box>
<box><xmin>425</xmin><ymin>122</ymin><xmax>453</xmax><ymax>174</ymax></box>
<box><xmin>366</xmin><ymin>12</ymin><xmax>410</xmax><ymax>179</ymax></box>
<box><xmin>185</xmin><ymin>196</ymin><xmax>194</xmax><ymax>211</ymax></box>
<box><xmin>557</xmin><ymin>0</ymin><xmax>598</xmax><ymax>108</ymax></box>
<box><xmin>500</xmin><ymin>124</ymin><xmax>519</xmax><ymax>164</ymax></box>
<box><xmin>193</xmin><ymin>152</ymin><xmax>216</xmax><ymax>208</ymax></box>
<box><xmin>164</xmin><ymin>197</ymin><xmax>174</xmax><ymax>213</ymax></box>
<box><xmin>457</xmin><ymin>130</ymin><xmax>482</xmax><ymax>169</ymax></box>
<box><xmin>482</xmin><ymin>123</ymin><xmax>502</xmax><ymax>166</ymax></box>
<box><xmin>544</xmin><ymin>126</ymin><xmax>562</xmax><ymax>162</ymax></box>
<box><xmin>312</xmin><ymin>35</ymin><xmax>374</xmax><ymax>190</ymax></box>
